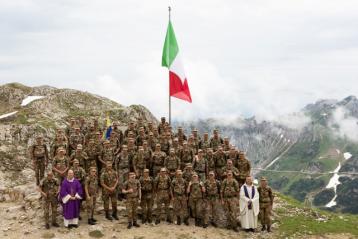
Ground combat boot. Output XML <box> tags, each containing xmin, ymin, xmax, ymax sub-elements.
<box><xmin>166</xmin><ymin>216</ymin><xmax>172</xmax><ymax>224</ymax></box>
<box><xmin>184</xmin><ymin>217</ymin><xmax>189</xmax><ymax>226</ymax></box>
<box><xmin>105</xmin><ymin>211</ymin><xmax>113</xmax><ymax>221</ymax></box>
<box><xmin>211</xmin><ymin>221</ymin><xmax>217</xmax><ymax>227</ymax></box>
<box><xmin>133</xmin><ymin>220</ymin><xmax>140</xmax><ymax>227</ymax></box>
<box><xmin>127</xmin><ymin>222</ymin><xmax>132</xmax><ymax>229</ymax></box>
<box><xmin>112</xmin><ymin>210</ymin><xmax>119</xmax><ymax>220</ymax></box>
<box><xmin>92</xmin><ymin>217</ymin><xmax>97</xmax><ymax>222</ymax></box>
<box><xmin>45</xmin><ymin>223</ymin><xmax>50</xmax><ymax>229</ymax></box>
<box><xmin>52</xmin><ymin>222</ymin><xmax>60</xmax><ymax>227</ymax></box>
<box><xmin>155</xmin><ymin>219</ymin><xmax>160</xmax><ymax>225</ymax></box>
<box><xmin>88</xmin><ymin>219</ymin><xmax>95</xmax><ymax>225</ymax></box>
<box><xmin>267</xmin><ymin>225</ymin><xmax>272</xmax><ymax>232</ymax></box>
<box><xmin>176</xmin><ymin>216</ymin><xmax>181</xmax><ymax>225</ymax></box>
<box><xmin>261</xmin><ymin>225</ymin><xmax>266</xmax><ymax>231</ymax></box>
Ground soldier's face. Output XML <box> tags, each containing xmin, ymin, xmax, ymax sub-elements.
<box><xmin>209</xmin><ymin>173</ymin><xmax>215</xmax><ymax>179</ymax></box>
<box><xmin>260</xmin><ymin>180</ymin><xmax>267</xmax><ymax>187</ymax></box>
<box><xmin>90</xmin><ymin>170</ymin><xmax>96</xmax><ymax>176</ymax></box>
<box><xmin>129</xmin><ymin>174</ymin><xmax>135</xmax><ymax>179</ymax></box>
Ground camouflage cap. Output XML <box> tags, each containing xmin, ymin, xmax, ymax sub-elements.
<box><xmin>260</xmin><ymin>177</ymin><xmax>267</xmax><ymax>181</ymax></box>
<box><xmin>143</xmin><ymin>169</ymin><xmax>150</xmax><ymax>173</ymax></box>
<box><xmin>73</xmin><ymin>159</ymin><xmax>79</xmax><ymax>164</ymax></box>
<box><xmin>103</xmin><ymin>140</ymin><xmax>110</xmax><ymax>144</ymax></box>
<box><xmin>77</xmin><ymin>144</ymin><xmax>83</xmax><ymax>149</ymax></box>
<box><xmin>185</xmin><ymin>163</ymin><xmax>192</xmax><ymax>168</ymax></box>
<box><xmin>36</xmin><ymin>134</ymin><xmax>43</xmax><ymax>139</ymax></box>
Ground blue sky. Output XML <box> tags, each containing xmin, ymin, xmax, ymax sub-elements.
<box><xmin>1</xmin><ymin>0</ymin><xmax>358</xmax><ymax>121</ymax></box>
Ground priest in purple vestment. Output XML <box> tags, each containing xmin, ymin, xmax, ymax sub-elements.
<box><xmin>60</xmin><ymin>169</ymin><xmax>83</xmax><ymax>228</ymax></box>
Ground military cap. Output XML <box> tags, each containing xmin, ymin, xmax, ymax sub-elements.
<box><xmin>260</xmin><ymin>177</ymin><xmax>267</xmax><ymax>181</ymax></box>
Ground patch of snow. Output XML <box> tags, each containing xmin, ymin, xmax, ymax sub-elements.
<box><xmin>253</xmin><ymin>179</ymin><xmax>258</xmax><ymax>185</ymax></box>
<box><xmin>21</xmin><ymin>96</ymin><xmax>44</xmax><ymax>106</ymax></box>
<box><xmin>343</xmin><ymin>152</ymin><xmax>352</xmax><ymax>160</ymax></box>
<box><xmin>325</xmin><ymin>163</ymin><xmax>341</xmax><ymax>208</ymax></box>
<box><xmin>0</xmin><ymin>111</ymin><xmax>18</xmax><ymax>119</ymax></box>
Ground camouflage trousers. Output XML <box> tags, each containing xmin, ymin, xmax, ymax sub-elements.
<box><xmin>34</xmin><ymin>159</ymin><xmax>45</xmax><ymax>185</ymax></box>
<box><xmin>188</xmin><ymin>197</ymin><xmax>203</xmax><ymax>219</ymax></box>
<box><xmin>43</xmin><ymin>198</ymin><xmax>58</xmax><ymax>224</ymax></box>
<box><xmin>103</xmin><ymin>191</ymin><xmax>117</xmax><ymax>212</ymax></box>
<box><xmin>140</xmin><ymin>194</ymin><xmax>154</xmax><ymax>221</ymax></box>
<box><xmin>173</xmin><ymin>195</ymin><xmax>188</xmax><ymax>218</ymax></box>
<box><xmin>126</xmin><ymin>197</ymin><xmax>139</xmax><ymax>222</ymax></box>
<box><xmin>215</xmin><ymin>167</ymin><xmax>225</xmax><ymax>180</ymax></box>
<box><xmin>259</xmin><ymin>205</ymin><xmax>272</xmax><ymax>226</ymax></box>
<box><xmin>223</xmin><ymin>197</ymin><xmax>238</xmax><ymax>228</ymax></box>
<box><xmin>204</xmin><ymin>197</ymin><xmax>219</xmax><ymax>224</ymax></box>
<box><xmin>118</xmin><ymin>168</ymin><xmax>129</xmax><ymax>186</ymax></box>
<box><xmin>86</xmin><ymin>195</ymin><xmax>97</xmax><ymax>218</ymax></box>
<box><xmin>155</xmin><ymin>190</ymin><xmax>171</xmax><ymax>220</ymax></box>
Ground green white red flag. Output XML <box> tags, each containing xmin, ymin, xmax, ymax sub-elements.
<box><xmin>162</xmin><ymin>21</ymin><xmax>192</xmax><ymax>103</ymax></box>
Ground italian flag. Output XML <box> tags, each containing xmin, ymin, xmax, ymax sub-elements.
<box><xmin>162</xmin><ymin>21</ymin><xmax>192</xmax><ymax>103</ymax></box>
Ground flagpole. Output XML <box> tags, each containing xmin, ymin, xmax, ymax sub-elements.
<box><xmin>168</xmin><ymin>6</ymin><xmax>172</xmax><ymax>125</ymax></box>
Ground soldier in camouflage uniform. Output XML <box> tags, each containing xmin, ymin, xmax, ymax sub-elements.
<box><xmin>158</xmin><ymin>117</ymin><xmax>167</xmax><ymax>135</ymax></box>
<box><xmin>179</xmin><ymin>142</ymin><xmax>194</xmax><ymax>170</ymax></box>
<box><xmin>133</xmin><ymin>146</ymin><xmax>146</xmax><ymax>178</ymax></box>
<box><xmin>237</xmin><ymin>151</ymin><xmax>251</xmax><ymax>188</ymax></box>
<box><xmin>222</xmin><ymin>159</ymin><xmax>239</xmax><ymax>180</ymax></box>
<box><xmin>187</xmin><ymin>174</ymin><xmax>206</xmax><ymax>227</ymax></box>
<box><xmin>39</xmin><ymin>171</ymin><xmax>60</xmax><ymax>229</ymax></box>
<box><xmin>258</xmin><ymin>177</ymin><xmax>274</xmax><ymax>232</ymax></box>
<box><xmin>191</xmin><ymin>129</ymin><xmax>201</xmax><ymax>153</ymax></box>
<box><xmin>174</xmin><ymin>126</ymin><xmax>187</xmax><ymax>146</ymax></box>
<box><xmin>52</xmin><ymin>147</ymin><xmax>69</xmax><ymax>183</ymax></box>
<box><xmin>193</xmin><ymin>150</ymin><xmax>208</xmax><ymax>181</ymax></box>
<box><xmin>183</xmin><ymin>163</ymin><xmax>195</xmax><ymax>184</ymax></box>
<box><xmin>122</xmin><ymin>172</ymin><xmax>141</xmax><ymax>228</ymax></box>
<box><xmin>199</xmin><ymin>133</ymin><xmax>210</xmax><ymax>152</ymax></box>
<box><xmin>51</xmin><ymin>133</ymin><xmax>68</xmax><ymax>159</ymax></box>
<box><xmin>204</xmin><ymin>171</ymin><xmax>221</xmax><ymax>227</ymax></box>
<box><xmin>142</xmin><ymin>140</ymin><xmax>152</xmax><ymax>171</ymax></box>
<box><xmin>171</xmin><ymin>170</ymin><xmax>189</xmax><ymax>225</ymax></box>
<box><xmin>206</xmin><ymin>148</ymin><xmax>216</xmax><ymax>173</ymax></box>
<box><xmin>209</xmin><ymin>129</ymin><xmax>223</xmax><ymax>152</ymax></box>
<box><xmin>117</xmin><ymin>145</ymin><xmax>131</xmax><ymax>200</ymax></box>
<box><xmin>147</xmin><ymin>132</ymin><xmax>158</xmax><ymax>152</ymax></box>
<box><xmin>85</xmin><ymin>167</ymin><xmax>98</xmax><ymax>225</ymax></box>
<box><xmin>70</xmin><ymin>144</ymin><xmax>88</xmax><ymax>169</ymax></box>
<box><xmin>165</xmin><ymin>148</ymin><xmax>180</xmax><ymax>179</ymax></box>
<box><xmin>154</xmin><ymin>168</ymin><xmax>172</xmax><ymax>224</ymax></box>
<box><xmin>214</xmin><ymin>146</ymin><xmax>227</xmax><ymax>180</ymax></box>
<box><xmin>136</xmin><ymin>127</ymin><xmax>147</xmax><ymax>146</ymax></box>
<box><xmin>84</xmin><ymin>139</ymin><xmax>99</xmax><ymax>173</ymax></box>
<box><xmin>139</xmin><ymin>169</ymin><xmax>154</xmax><ymax>223</ymax></box>
<box><xmin>31</xmin><ymin>135</ymin><xmax>49</xmax><ymax>185</ymax></box>
<box><xmin>69</xmin><ymin>127</ymin><xmax>84</xmax><ymax>155</ymax></box>
<box><xmin>112</xmin><ymin>121</ymin><xmax>124</xmax><ymax>146</ymax></box>
<box><xmin>152</xmin><ymin>144</ymin><xmax>166</xmax><ymax>177</ymax></box>
<box><xmin>221</xmin><ymin>171</ymin><xmax>239</xmax><ymax>232</ymax></box>
<box><xmin>98</xmin><ymin>140</ymin><xmax>115</xmax><ymax>173</ymax></box>
<box><xmin>100</xmin><ymin>162</ymin><xmax>119</xmax><ymax>221</ymax></box>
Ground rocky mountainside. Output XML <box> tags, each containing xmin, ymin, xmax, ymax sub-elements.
<box><xmin>174</xmin><ymin>96</ymin><xmax>358</xmax><ymax>214</ymax></box>
<box><xmin>0</xmin><ymin>82</ymin><xmax>157</xmax><ymax>191</ymax></box>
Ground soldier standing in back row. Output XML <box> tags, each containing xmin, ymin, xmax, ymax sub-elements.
<box><xmin>31</xmin><ymin>135</ymin><xmax>49</xmax><ymax>185</ymax></box>
<box><xmin>258</xmin><ymin>177</ymin><xmax>274</xmax><ymax>232</ymax></box>
<box><xmin>39</xmin><ymin>171</ymin><xmax>60</xmax><ymax>229</ymax></box>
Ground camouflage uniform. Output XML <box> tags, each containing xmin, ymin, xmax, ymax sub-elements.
<box><xmin>180</xmin><ymin>148</ymin><xmax>194</xmax><ymax>170</ymax></box>
<box><xmin>123</xmin><ymin>179</ymin><xmax>141</xmax><ymax>223</ymax></box>
<box><xmin>99</xmin><ymin>147</ymin><xmax>115</xmax><ymax>171</ymax></box>
<box><xmin>204</xmin><ymin>179</ymin><xmax>220</xmax><ymax>225</ymax></box>
<box><xmin>133</xmin><ymin>152</ymin><xmax>147</xmax><ymax>178</ymax></box>
<box><xmin>221</xmin><ymin>178</ymin><xmax>239</xmax><ymax>229</ymax></box>
<box><xmin>152</xmin><ymin>151</ymin><xmax>166</xmax><ymax>177</ymax></box>
<box><xmin>188</xmin><ymin>181</ymin><xmax>205</xmax><ymax>225</ymax></box>
<box><xmin>70</xmin><ymin>151</ymin><xmax>88</xmax><ymax>169</ymax></box>
<box><xmin>40</xmin><ymin>177</ymin><xmax>59</xmax><ymax>225</ymax></box>
<box><xmin>140</xmin><ymin>176</ymin><xmax>154</xmax><ymax>223</ymax></box>
<box><xmin>258</xmin><ymin>185</ymin><xmax>274</xmax><ymax>231</ymax></box>
<box><xmin>85</xmin><ymin>175</ymin><xmax>98</xmax><ymax>220</ymax></box>
<box><xmin>31</xmin><ymin>143</ymin><xmax>49</xmax><ymax>185</ymax></box>
<box><xmin>100</xmin><ymin>169</ymin><xmax>118</xmax><ymax>217</ymax></box>
<box><xmin>209</xmin><ymin>137</ymin><xmax>223</xmax><ymax>152</ymax></box>
<box><xmin>165</xmin><ymin>155</ymin><xmax>180</xmax><ymax>179</ymax></box>
<box><xmin>117</xmin><ymin>153</ymin><xmax>131</xmax><ymax>189</ymax></box>
<box><xmin>69</xmin><ymin>133</ymin><xmax>84</xmax><ymax>154</ymax></box>
<box><xmin>52</xmin><ymin>155</ymin><xmax>69</xmax><ymax>183</ymax></box>
<box><xmin>237</xmin><ymin>157</ymin><xmax>251</xmax><ymax>188</ymax></box>
<box><xmin>171</xmin><ymin>177</ymin><xmax>188</xmax><ymax>223</ymax></box>
<box><xmin>85</xmin><ymin>144</ymin><xmax>99</xmax><ymax>172</ymax></box>
<box><xmin>206</xmin><ymin>153</ymin><xmax>216</xmax><ymax>173</ymax></box>
<box><xmin>214</xmin><ymin>151</ymin><xmax>226</xmax><ymax>180</ymax></box>
<box><xmin>193</xmin><ymin>158</ymin><xmax>208</xmax><ymax>181</ymax></box>
<box><xmin>154</xmin><ymin>174</ymin><xmax>172</xmax><ymax>223</ymax></box>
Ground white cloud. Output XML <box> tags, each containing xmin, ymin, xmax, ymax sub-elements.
<box><xmin>329</xmin><ymin>107</ymin><xmax>358</xmax><ymax>142</ymax></box>
<box><xmin>1</xmin><ymin>0</ymin><xmax>358</xmax><ymax>121</ymax></box>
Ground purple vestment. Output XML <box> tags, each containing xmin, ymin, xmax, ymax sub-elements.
<box><xmin>60</xmin><ymin>178</ymin><xmax>83</xmax><ymax>220</ymax></box>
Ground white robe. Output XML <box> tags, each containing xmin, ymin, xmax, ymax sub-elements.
<box><xmin>239</xmin><ymin>183</ymin><xmax>260</xmax><ymax>229</ymax></box>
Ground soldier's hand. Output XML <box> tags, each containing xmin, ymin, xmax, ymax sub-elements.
<box><xmin>128</xmin><ymin>188</ymin><xmax>134</xmax><ymax>193</ymax></box>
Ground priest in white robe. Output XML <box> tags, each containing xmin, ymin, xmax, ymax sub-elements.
<box><xmin>239</xmin><ymin>175</ymin><xmax>260</xmax><ymax>232</ymax></box>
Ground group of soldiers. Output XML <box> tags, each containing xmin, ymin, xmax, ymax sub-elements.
<box><xmin>31</xmin><ymin>116</ymin><xmax>274</xmax><ymax>232</ymax></box>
